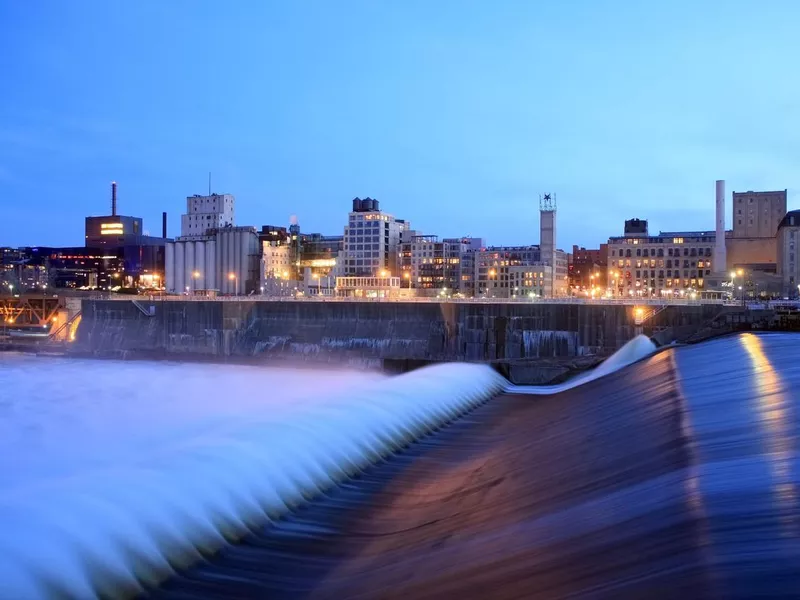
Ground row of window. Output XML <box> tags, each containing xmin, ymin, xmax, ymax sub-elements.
<box><xmin>611</xmin><ymin>247</ymin><xmax>712</xmax><ymax>258</ymax></box>
<box><xmin>631</xmin><ymin>269</ymin><xmax>710</xmax><ymax>279</ymax></box>
<box><xmin>615</xmin><ymin>259</ymin><xmax>710</xmax><ymax>269</ymax></box>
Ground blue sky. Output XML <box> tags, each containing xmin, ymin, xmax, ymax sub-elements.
<box><xmin>1</xmin><ymin>1</ymin><xmax>798</xmax><ymax>249</ymax></box>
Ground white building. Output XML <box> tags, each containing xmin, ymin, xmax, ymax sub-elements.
<box><xmin>343</xmin><ymin>197</ymin><xmax>408</xmax><ymax>277</ymax></box>
<box><xmin>165</xmin><ymin>226</ymin><xmax>260</xmax><ymax>295</ymax></box>
<box><xmin>181</xmin><ymin>194</ymin><xmax>235</xmax><ymax>237</ymax></box>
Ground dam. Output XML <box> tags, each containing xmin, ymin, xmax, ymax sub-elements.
<box><xmin>73</xmin><ymin>298</ymin><xmax>726</xmax><ymax>381</ymax></box>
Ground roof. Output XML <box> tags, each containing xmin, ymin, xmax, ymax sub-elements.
<box><xmin>777</xmin><ymin>210</ymin><xmax>800</xmax><ymax>230</ymax></box>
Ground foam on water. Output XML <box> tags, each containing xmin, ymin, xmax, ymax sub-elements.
<box><xmin>505</xmin><ymin>334</ymin><xmax>658</xmax><ymax>395</ymax></box>
<box><xmin>0</xmin><ymin>357</ymin><xmax>505</xmax><ymax>598</ymax></box>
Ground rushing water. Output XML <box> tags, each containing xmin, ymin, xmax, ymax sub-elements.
<box><xmin>3</xmin><ymin>333</ymin><xmax>797</xmax><ymax>598</ymax></box>
<box><xmin>0</xmin><ymin>356</ymin><xmax>504</xmax><ymax>598</ymax></box>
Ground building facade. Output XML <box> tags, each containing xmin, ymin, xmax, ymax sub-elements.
<box><xmin>181</xmin><ymin>194</ymin><xmax>235</xmax><ymax>237</ymax></box>
<box><xmin>607</xmin><ymin>220</ymin><xmax>716</xmax><ymax>296</ymax></box>
<box><xmin>777</xmin><ymin>210</ymin><xmax>800</xmax><ymax>298</ymax></box>
<box><xmin>343</xmin><ymin>197</ymin><xmax>407</xmax><ymax>277</ymax></box>
<box><xmin>570</xmin><ymin>244</ymin><xmax>608</xmax><ymax>292</ymax></box>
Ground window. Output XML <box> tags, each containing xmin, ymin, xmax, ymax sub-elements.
<box><xmin>737</xmin><ymin>209</ymin><xmax>742</xmax><ymax>215</ymax></box>
<box><xmin>636</xmin><ymin>249</ymin><xmax>641</xmax><ymax>257</ymax></box>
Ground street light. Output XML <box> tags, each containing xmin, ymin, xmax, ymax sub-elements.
<box><xmin>228</xmin><ymin>272</ymin><xmax>236</xmax><ymax>295</ymax></box>
<box><xmin>403</xmin><ymin>271</ymin><xmax>411</xmax><ymax>289</ymax></box>
<box><xmin>313</xmin><ymin>273</ymin><xmax>320</xmax><ymax>296</ymax></box>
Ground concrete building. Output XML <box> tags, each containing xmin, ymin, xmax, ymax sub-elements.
<box><xmin>165</xmin><ymin>226</ymin><xmax>259</xmax><ymax>295</ymax></box>
<box><xmin>181</xmin><ymin>193</ymin><xmax>235</xmax><ymax>238</ymax></box>
<box><xmin>343</xmin><ymin>197</ymin><xmax>408</xmax><ymax>277</ymax></box>
<box><xmin>607</xmin><ymin>220</ymin><xmax>716</xmax><ymax>296</ymax></box>
<box><xmin>539</xmin><ymin>194</ymin><xmax>556</xmax><ymax>295</ymax></box>
<box><xmin>726</xmin><ymin>189</ymin><xmax>787</xmax><ymax>271</ymax></box>
<box><xmin>777</xmin><ymin>209</ymin><xmax>800</xmax><ymax>298</ymax></box>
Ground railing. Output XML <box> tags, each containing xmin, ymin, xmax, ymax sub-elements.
<box><xmin>77</xmin><ymin>294</ymin><xmax>743</xmax><ymax>307</ymax></box>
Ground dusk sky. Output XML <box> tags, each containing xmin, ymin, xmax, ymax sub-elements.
<box><xmin>1</xmin><ymin>1</ymin><xmax>798</xmax><ymax>249</ymax></box>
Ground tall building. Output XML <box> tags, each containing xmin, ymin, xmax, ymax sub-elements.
<box><xmin>777</xmin><ymin>210</ymin><xmax>800</xmax><ymax>298</ymax></box>
<box><xmin>343</xmin><ymin>197</ymin><xmax>407</xmax><ymax>277</ymax></box>
<box><xmin>539</xmin><ymin>194</ymin><xmax>556</xmax><ymax>294</ymax></box>
<box><xmin>732</xmin><ymin>190</ymin><xmax>787</xmax><ymax>239</ymax></box>
<box><xmin>181</xmin><ymin>193</ymin><xmax>235</xmax><ymax>237</ymax></box>
<box><xmin>726</xmin><ymin>189</ymin><xmax>787</xmax><ymax>271</ymax></box>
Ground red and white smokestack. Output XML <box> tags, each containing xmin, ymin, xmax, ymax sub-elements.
<box><xmin>111</xmin><ymin>181</ymin><xmax>118</xmax><ymax>216</ymax></box>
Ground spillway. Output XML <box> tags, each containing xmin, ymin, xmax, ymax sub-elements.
<box><xmin>2</xmin><ymin>332</ymin><xmax>800</xmax><ymax>598</ymax></box>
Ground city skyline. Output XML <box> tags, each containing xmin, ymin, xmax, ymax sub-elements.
<box><xmin>2</xmin><ymin>1</ymin><xmax>799</xmax><ymax>248</ymax></box>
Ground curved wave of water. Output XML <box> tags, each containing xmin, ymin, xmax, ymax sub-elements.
<box><xmin>505</xmin><ymin>334</ymin><xmax>658</xmax><ymax>395</ymax></box>
<box><xmin>0</xmin><ymin>358</ymin><xmax>504</xmax><ymax>598</ymax></box>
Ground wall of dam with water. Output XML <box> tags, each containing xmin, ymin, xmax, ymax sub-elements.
<box><xmin>74</xmin><ymin>300</ymin><xmax>723</xmax><ymax>377</ymax></box>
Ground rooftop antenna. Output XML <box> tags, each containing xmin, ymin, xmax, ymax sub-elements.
<box><xmin>208</xmin><ymin>172</ymin><xmax>211</xmax><ymax>196</ymax></box>
<box><xmin>111</xmin><ymin>181</ymin><xmax>117</xmax><ymax>216</ymax></box>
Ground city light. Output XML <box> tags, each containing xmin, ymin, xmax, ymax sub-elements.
<box><xmin>228</xmin><ymin>273</ymin><xmax>236</xmax><ymax>280</ymax></box>
<box><xmin>192</xmin><ymin>271</ymin><xmax>200</xmax><ymax>279</ymax></box>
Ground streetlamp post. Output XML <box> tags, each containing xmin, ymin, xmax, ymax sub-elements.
<box><xmin>191</xmin><ymin>270</ymin><xmax>200</xmax><ymax>295</ymax></box>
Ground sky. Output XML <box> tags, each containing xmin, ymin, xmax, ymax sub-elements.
<box><xmin>1</xmin><ymin>0</ymin><xmax>799</xmax><ymax>249</ymax></box>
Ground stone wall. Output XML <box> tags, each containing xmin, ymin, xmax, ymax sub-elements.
<box><xmin>75</xmin><ymin>300</ymin><xmax>721</xmax><ymax>367</ymax></box>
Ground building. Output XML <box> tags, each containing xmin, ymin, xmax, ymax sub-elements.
<box><xmin>343</xmin><ymin>197</ymin><xmax>408</xmax><ymax>277</ymax></box>
<box><xmin>84</xmin><ymin>182</ymin><xmax>168</xmax><ymax>285</ymax></box>
<box><xmin>399</xmin><ymin>235</ymin><xmax>460</xmax><ymax>295</ymax></box>
<box><xmin>1</xmin><ymin>247</ymin><xmax>48</xmax><ymax>291</ymax></box>
<box><xmin>335</xmin><ymin>275</ymin><xmax>403</xmax><ymax>298</ymax></box>
<box><xmin>607</xmin><ymin>220</ymin><xmax>716</xmax><ymax>296</ymax></box>
<box><xmin>570</xmin><ymin>244</ymin><xmax>608</xmax><ymax>292</ymax></box>
<box><xmin>181</xmin><ymin>193</ymin><xmax>235</xmax><ymax>238</ymax></box>
<box><xmin>165</xmin><ymin>226</ymin><xmax>260</xmax><ymax>295</ymax></box>
<box><xmin>726</xmin><ymin>189</ymin><xmax>787</xmax><ymax>270</ymax></box>
<box><xmin>539</xmin><ymin>194</ymin><xmax>557</xmax><ymax>295</ymax></box>
<box><xmin>777</xmin><ymin>209</ymin><xmax>800</xmax><ymax>298</ymax></box>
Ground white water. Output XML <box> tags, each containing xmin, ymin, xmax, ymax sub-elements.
<box><xmin>505</xmin><ymin>334</ymin><xmax>658</xmax><ymax>395</ymax></box>
<box><xmin>0</xmin><ymin>356</ymin><xmax>504</xmax><ymax>598</ymax></box>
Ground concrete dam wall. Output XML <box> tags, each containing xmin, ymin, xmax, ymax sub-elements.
<box><xmin>75</xmin><ymin>300</ymin><xmax>721</xmax><ymax>370</ymax></box>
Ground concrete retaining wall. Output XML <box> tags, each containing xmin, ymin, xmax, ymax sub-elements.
<box><xmin>75</xmin><ymin>300</ymin><xmax>721</xmax><ymax>367</ymax></box>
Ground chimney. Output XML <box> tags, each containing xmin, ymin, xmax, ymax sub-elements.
<box><xmin>162</xmin><ymin>212</ymin><xmax>167</xmax><ymax>239</ymax></box>
<box><xmin>715</xmin><ymin>180</ymin><xmax>727</xmax><ymax>273</ymax></box>
<box><xmin>111</xmin><ymin>181</ymin><xmax>118</xmax><ymax>216</ymax></box>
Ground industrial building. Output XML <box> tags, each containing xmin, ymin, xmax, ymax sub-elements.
<box><xmin>181</xmin><ymin>193</ymin><xmax>235</xmax><ymax>238</ymax></box>
<box><xmin>726</xmin><ymin>188</ymin><xmax>787</xmax><ymax>271</ymax></box>
<box><xmin>343</xmin><ymin>198</ymin><xmax>408</xmax><ymax>277</ymax></box>
<box><xmin>82</xmin><ymin>182</ymin><xmax>168</xmax><ymax>287</ymax></box>
<box><xmin>165</xmin><ymin>191</ymin><xmax>260</xmax><ymax>295</ymax></box>
<box><xmin>165</xmin><ymin>227</ymin><xmax>260</xmax><ymax>296</ymax></box>
<box><xmin>607</xmin><ymin>220</ymin><xmax>717</xmax><ymax>297</ymax></box>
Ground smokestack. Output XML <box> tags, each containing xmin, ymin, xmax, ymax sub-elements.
<box><xmin>715</xmin><ymin>180</ymin><xmax>727</xmax><ymax>273</ymax></box>
<box><xmin>111</xmin><ymin>181</ymin><xmax>117</xmax><ymax>216</ymax></box>
<box><xmin>162</xmin><ymin>212</ymin><xmax>167</xmax><ymax>239</ymax></box>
